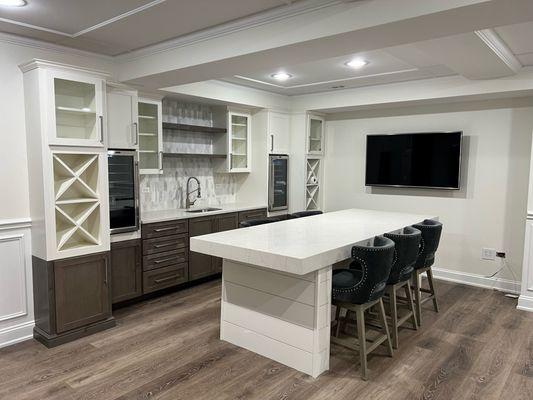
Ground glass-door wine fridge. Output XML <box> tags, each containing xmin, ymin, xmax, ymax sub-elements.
<box><xmin>108</xmin><ymin>150</ymin><xmax>139</xmax><ymax>234</ymax></box>
<box><xmin>268</xmin><ymin>154</ymin><xmax>289</xmax><ymax>212</ymax></box>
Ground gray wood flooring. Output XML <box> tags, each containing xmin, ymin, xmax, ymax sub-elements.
<box><xmin>1</xmin><ymin>279</ymin><xmax>532</xmax><ymax>400</ymax></box>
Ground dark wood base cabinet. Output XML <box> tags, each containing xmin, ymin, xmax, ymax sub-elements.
<box><xmin>111</xmin><ymin>239</ymin><xmax>142</xmax><ymax>304</ymax></box>
<box><xmin>32</xmin><ymin>252</ymin><xmax>115</xmax><ymax>348</ymax></box>
<box><xmin>189</xmin><ymin>213</ymin><xmax>238</xmax><ymax>280</ymax></box>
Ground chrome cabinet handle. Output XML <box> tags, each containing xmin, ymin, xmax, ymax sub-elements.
<box><xmin>154</xmin><ymin>242</ymin><xmax>174</xmax><ymax>249</ymax></box>
<box><xmin>154</xmin><ymin>227</ymin><xmax>175</xmax><ymax>232</ymax></box>
<box><xmin>99</xmin><ymin>116</ymin><xmax>104</xmax><ymax>144</ymax></box>
<box><xmin>154</xmin><ymin>256</ymin><xmax>183</xmax><ymax>264</ymax></box>
<box><xmin>154</xmin><ymin>275</ymin><xmax>179</xmax><ymax>284</ymax></box>
<box><xmin>133</xmin><ymin>122</ymin><xmax>138</xmax><ymax>146</ymax></box>
<box><xmin>271</xmin><ymin>134</ymin><xmax>274</xmax><ymax>152</ymax></box>
<box><xmin>159</xmin><ymin>151</ymin><xmax>163</xmax><ymax>171</ymax></box>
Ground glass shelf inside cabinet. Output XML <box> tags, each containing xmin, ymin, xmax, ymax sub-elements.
<box><xmin>54</xmin><ymin>78</ymin><xmax>97</xmax><ymax>141</ymax></box>
<box><xmin>138</xmin><ymin>102</ymin><xmax>160</xmax><ymax>170</ymax></box>
<box><xmin>309</xmin><ymin>118</ymin><xmax>323</xmax><ymax>153</ymax></box>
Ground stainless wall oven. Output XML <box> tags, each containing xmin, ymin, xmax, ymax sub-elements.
<box><xmin>108</xmin><ymin>150</ymin><xmax>139</xmax><ymax>234</ymax></box>
<box><xmin>268</xmin><ymin>154</ymin><xmax>289</xmax><ymax>212</ymax></box>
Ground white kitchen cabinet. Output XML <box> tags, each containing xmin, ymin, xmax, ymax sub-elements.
<box><xmin>307</xmin><ymin>114</ymin><xmax>325</xmax><ymax>155</ymax></box>
<box><xmin>268</xmin><ymin>111</ymin><xmax>290</xmax><ymax>154</ymax></box>
<box><xmin>46</xmin><ymin>68</ymin><xmax>106</xmax><ymax>148</ymax></box>
<box><xmin>107</xmin><ymin>85</ymin><xmax>138</xmax><ymax>150</ymax></box>
<box><xmin>226</xmin><ymin>110</ymin><xmax>252</xmax><ymax>173</ymax></box>
<box><xmin>20</xmin><ymin>60</ymin><xmax>111</xmax><ymax>261</ymax></box>
<box><xmin>138</xmin><ymin>98</ymin><xmax>163</xmax><ymax>174</ymax></box>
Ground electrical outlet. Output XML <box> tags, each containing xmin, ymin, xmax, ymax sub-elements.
<box><xmin>481</xmin><ymin>248</ymin><xmax>496</xmax><ymax>261</ymax></box>
<box><xmin>142</xmin><ymin>187</ymin><xmax>150</xmax><ymax>193</ymax></box>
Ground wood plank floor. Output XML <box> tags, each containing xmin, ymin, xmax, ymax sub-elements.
<box><xmin>1</xmin><ymin>279</ymin><xmax>533</xmax><ymax>400</ymax></box>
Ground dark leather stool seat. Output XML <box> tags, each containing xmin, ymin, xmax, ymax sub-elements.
<box><xmin>411</xmin><ymin>219</ymin><xmax>443</xmax><ymax>325</ymax></box>
<box><xmin>239</xmin><ymin>216</ymin><xmax>281</xmax><ymax>228</ymax></box>
<box><xmin>383</xmin><ymin>226</ymin><xmax>421</xmax><ymax>349</ymax></box>
<box><xmin>332</xmin><ymin>235</ymin><xmax>395</xmax><ymax>380</ymax></box>
<box><xmin>288</xmin><ymin>210</ymin><xmax>323</xmax><ymax>219</ymax></box>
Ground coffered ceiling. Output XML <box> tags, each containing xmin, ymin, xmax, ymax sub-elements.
<box><xmin>0</xmin><ymin>0</ymin><xmax>306</xmax><ymax>55</ymax></box>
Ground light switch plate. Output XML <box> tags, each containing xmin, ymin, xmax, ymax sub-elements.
<box><xmin>481</xmin><ymin>247</ymin><xmax>496</xmax><ymax>261</ymax></box>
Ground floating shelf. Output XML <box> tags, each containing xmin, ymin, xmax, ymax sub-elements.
<box><xmin>162</xmin><ymin>122</ymin><xmax>227</xmax><ymax>134</ymax></box>
<box><xmin>163</xmin><ymin>152</ymin><xmax>227</xmax><ymax>159</ymax></box>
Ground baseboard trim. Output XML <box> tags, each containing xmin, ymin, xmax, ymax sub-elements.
<box><xmin>431</xmin><ymin>267</ymin><xmax>520</xmax><ymax>295</ymax></box>
<box><xmin>517</xmin><ymin>295</ymin><xmax>533</xmax><ymax>312</ymax></box>
<box><xmin>0</xmin><ymin>320</ymin><xmax>34</xmax><ymax>349</ymax></box>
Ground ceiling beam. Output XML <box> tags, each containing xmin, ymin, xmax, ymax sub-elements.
<box><xmin>117</xmin><ymin>0</ymin><xmax>533</xmax><ymax>90</ymax></box>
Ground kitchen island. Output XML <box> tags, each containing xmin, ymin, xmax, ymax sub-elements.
<box><xmin>190</xmin><ymin>209</ymin><xmax>437</xmax><ymax>378</ymax></box>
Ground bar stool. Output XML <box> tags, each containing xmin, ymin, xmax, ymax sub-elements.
<box><xmin>288</xmin><ymin>210</ymin><xmax>323</xmax><ymax>219</ymax></box>
<box><xmin>383</xmin><ymin>227</ymin><xmax>421</xmax><ymax>349</ymax></box>
<box><xmin>239</xmin><ymin>216</ymin><xmax>281</xmax><ymax>228</ymax></box>
<box><xmin>411</xmin><ymin>219</ymin><xmax>443</xmax><ymax>325</ymax></box>
<box><xmin>332</xmin><ymin>236</ymin><xmax>395</xmax><ymax>380</ymax></box>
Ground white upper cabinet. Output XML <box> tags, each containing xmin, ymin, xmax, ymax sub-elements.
<box><xmin>268</xmin><ymin>111</ymin><xmax>290</xmax><ymax>155</ymax></box>
<box><xmin>138</xmin><ymin>98</ymin><xmax>163</xmax><ymax>175</ymax></box>
<box><xmin>107</xmin><ymin>85</ymin><xmax>138</xmax><ymax>150</ymax></box>
<box><xmin>307</xmin><ymin>114</ymin><xmax>325</xmax><ymax>155</ymax></box>
<box><xmin>228</xmin><ymin>110</ymin><xmax>252</xmax><ymax>173</ymax></box>
<box><xmin>47</xmin><ymin>69</ymin><xmax>106</xmax><ymax>148</ymax></box>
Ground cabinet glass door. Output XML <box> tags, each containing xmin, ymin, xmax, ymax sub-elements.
<box><xmin>138</xmin><ymin>101</ymin><xmax>161</xmax><ymax>173</ymax></box>
<box><xmin>269</xmin><ymin>156</ymin><xmax>288</xmax><ymax>211</ymax></box>
<box><xmin>308</xmin><ymin>116</ymin><xmax>324</xmax><ymax>154</ymax></box>
<box><xmin>230</xmin><ymin>113</ymin><xmax>249</xmax><ymax>171</ymax></box>
<box><xmin>52</xmin><ymin>76</ymin><xmax>103</xmax><ymax>146</ymax></box>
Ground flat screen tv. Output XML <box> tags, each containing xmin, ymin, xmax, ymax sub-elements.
<box><xmin>365</xmin><ymin>131</ymin><xmax>462</xmax><ymax>190</ymax></box>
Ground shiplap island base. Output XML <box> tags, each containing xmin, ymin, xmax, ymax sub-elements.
<box><xmin>190</xmin><ymin>209</ymin><xmax>437</xmax><ymax>378</ymax></box>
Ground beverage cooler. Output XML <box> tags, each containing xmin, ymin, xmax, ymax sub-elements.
<box><xmin>268</xmin><ymin>154</ymin><xmax>289</xmax><ymax>211</ymax></box>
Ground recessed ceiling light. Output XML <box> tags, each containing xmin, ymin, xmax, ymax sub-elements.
<box><xmin>345</xmin><ymin>58</ymin><xmax>368</xmax><ymax>69</ymax></box>
<box><xmin>0</xmin><ymin>0</ymin><xmax>27</xmax><ymax>6</ymax></box>
<box><xmin>271</xmin><ymin>72</ymin><xmax>292</xmax><ymax>81</ymax></box>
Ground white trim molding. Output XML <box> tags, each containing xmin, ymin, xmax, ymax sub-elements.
<box><xmin>517</xmin><ymin>295</ymin><xmax>533</xmax><ymax>312</ymax></box>
<box><xmin>0</xmin><ymin>218</ymin><xmax>34</xmax><ymax>348</ymax></box>
<box><xmin>0</xmin><ymin>321</ymin><xmax>34</xmax><ymax>349</ymax></box>
<box><xmin>432</xmin><ymin>267</ymin><xmax>521</xmax><ymax>295</ymax></box>
<box><xmin>474</xmin><ymin>29</ymin><xmax>522</xmax><ymax>73</ymax></box>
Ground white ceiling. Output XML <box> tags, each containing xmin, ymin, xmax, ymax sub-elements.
<box><xmin>222</xmin><ymin>47</ymin><xmax>456</xmax><ymax>95</ymax></box>
<box><xmin>0</xmin><ymin>0</ymin><xmax>304</xmax><ymax>55</ymax></box>
<box><xmin>220</xmin><ymin>20</ymin><xmax>533</xmax><ymax>96</ymax></box>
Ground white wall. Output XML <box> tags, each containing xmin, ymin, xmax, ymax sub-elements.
<box><xmin>0</xmin><ymin>35</ymin><xmax>115</xmax><ymax>347</ymax></box>
<box><xmin>324</xmin><ymin>103</ymin><xmax>533</xmax><ymax>283</ymax></box>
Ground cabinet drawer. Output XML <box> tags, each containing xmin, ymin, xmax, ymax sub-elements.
<box><xmin>238</xmin><ymin>208</ymin><xmax>267</xmax><ymax>223</ymax></box>
<box><xmin>143</xmin><ymin>263</ymin><xmax>188</xmax><ymax>294</ymax></box>
<box><xmin>143</xmin><ymin>233</ymin><xmax>188</xmax><ymax>255</ymax></box>
<box><xmin>143</xmin><ymin>249</ymin><xmax>188</xmax><ymax>271</ymax></box>
<box><xmin>142</xmin><ymin>220</ymin><xmax>188</xmax><ymax>239</ymax></box>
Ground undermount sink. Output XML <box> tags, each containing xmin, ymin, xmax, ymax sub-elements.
<box><xmin>186</xmin><ymin>207</ymin><xmax>222</xmax><ymax>213</ymax></box>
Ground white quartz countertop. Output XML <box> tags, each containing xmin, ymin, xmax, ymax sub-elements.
<box><xmin>190</xmin><ymin>208</ymin><xmax>438</xmax><ymax>275</ymax></box>
<box><xmin>141</xmin><ymin>202</ymin><xmax>268</xmax><ymax>224</ymax></box>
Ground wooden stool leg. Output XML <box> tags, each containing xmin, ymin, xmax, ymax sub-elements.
<box><xmin>334</xmin><ymin>305</ymin><xmax>342</xmax><ymax>337</ymax></box>
<box><xmin>404</xmin><ymin>281</ymin><xmax>418</xmax><ymax>330</ymax></box>
<box><xmin>389</xmin><ymin>286</ymin><xmax>399</xmax><ymax>349</ymax></box>
<box><xmin>378</xmin><ymin>298</ymin><xmax>393</xmax><ymax>357</ymax></box>
<box><xmin>356</xmin><ymin>306</ymin><xmax>368</xmax><ymax>380</ymax></box>
<box><xmin>413</xmin><ymin>271</ymin><xmax>422</xmax><ymax>326</ymax></box>
<box><xmin>427</xmin><ymin>268</ymin><xmax>439</xmax><ymax>313</ymax></box>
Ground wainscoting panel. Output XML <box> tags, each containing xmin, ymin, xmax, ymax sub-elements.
<box><xmin>0</xmin><ymin>218</ymin><xmax>34</xmax><ymax>348</ymax></box>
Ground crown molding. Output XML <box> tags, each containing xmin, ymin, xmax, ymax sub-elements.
<box><xmin>19</xmin><ymin>58</ymin><xmax>111</xmax><ymax>77</ymax></box>
<box><xmin>475</xmin><ymin>28</ymin><xmax>522</xmax><ymax>73</ymax></box>
<box><xmin>0</xmin><ymin>32</ymin><xmax>113</xmax><ymax>61</ymax></box>
<box><xmin>115</xmin><ymin>0</ymin><xmax>343</xmax><ymax>62</ymax></box>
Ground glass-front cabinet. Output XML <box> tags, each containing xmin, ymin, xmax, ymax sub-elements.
<box><xmin>228</xmin><ymin>110</ymin><xmax>251</xmax><ymax>173</ymax></box>
<box><xmin>47</xmin><ymin>70</ymin><xmax>105</xmax><ymax>147</ymax></box>
<box><xmin>307</xmin><ymin>114</ymin><xmax>325</xmax><ymax>155</ymax></box>
<box><xmin>138</xmin><ymin>98</ymin><xmax>163</xmax><ymax>174</ymax></box>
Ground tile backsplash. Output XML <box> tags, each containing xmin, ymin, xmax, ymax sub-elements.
<box><xmin>140</xmin><ymin>100</ymin><xmax>240</xmax><ymax>212</ymax></box>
